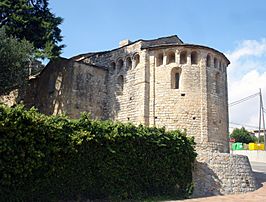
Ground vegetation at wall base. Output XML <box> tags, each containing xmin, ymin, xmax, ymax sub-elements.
<box><xmin>0</xmin><ymin>104</ymin><xmax>197</xmax><ymax>201</ymax></box>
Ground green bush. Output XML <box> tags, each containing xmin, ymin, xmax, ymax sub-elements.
<box><xmin>0</xmin><ymin>104</ymin><xmax>197</xmax><ymax>201</ymax></box>
<box><xmin>230</xmin><ymin>127</ymin><xmax>257</xmax><ymax>144</ymax></box>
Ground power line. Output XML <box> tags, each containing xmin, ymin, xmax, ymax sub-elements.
<box><xmin>229</xmin><ymin>92</ymin><xmax>260</xmax><ymax>107</ymax></box>
<box><xmin>229</xmin><ymin>121</ymin><xmax>260</xmax><ymax>129</ymax></box>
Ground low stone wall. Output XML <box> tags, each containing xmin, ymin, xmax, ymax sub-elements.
<box><xmin>193</xmin><ymin>152</ymin><xmax>258</xmax><ymax>197</ymax></box>
<box><xmin>0</xmin><ymin>89</ymin><xmax>19</xmax><ymax>106</ymax></box>
<box><xmin>231</xmin><ymin>150</ymin><xmax>266</xmax><ymax>163</ymax></box>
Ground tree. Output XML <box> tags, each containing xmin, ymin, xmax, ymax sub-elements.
<box><xmin>256</xmin><ymin>135</ymin><xmax>265</xmax><ymax>143</ymax></box>
<box><xmin>230</xmin><ymin>127</ymin><xmax>257</xmax><ymax>144</ymax></box>
<box><xmin>0</xmin><ymin>28</ymin><xmax>34</xmax><ymax>94</ymax></box>
<box><xmin>0</xmin><ymin>0</ymin><xmax>64</xmax><ymax>58</ymax></box>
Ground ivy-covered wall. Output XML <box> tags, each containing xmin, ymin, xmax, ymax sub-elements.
<box><xmin>0</xmin><ymin>104</ymin><xmax>196</xmax><ymax>201</ymax></box>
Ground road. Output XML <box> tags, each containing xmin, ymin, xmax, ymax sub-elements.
<box><xmin>250</xmin><ymin>161</ymin><xmax>266</xmax><ymax>173</ymax></box>
<box><xmin>250</xmin><ymin>161</ymin><xmax>266</xmax><ymax>187</ymax></box>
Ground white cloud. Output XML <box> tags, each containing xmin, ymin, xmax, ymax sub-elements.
<box><xmin>226</xmin><ymin>39</ymin><xmax>266</xmax><ymax>132</ymax></box>
<box><xmin>228</xmin><ymin>39</ymin><xmax>266</xmax><ymax>62</ymax></box>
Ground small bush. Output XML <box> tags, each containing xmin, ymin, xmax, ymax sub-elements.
<box><xmin>0</xmin><ymin>104</ymin><xmax>197</xmax><ymax>201</ymax></box>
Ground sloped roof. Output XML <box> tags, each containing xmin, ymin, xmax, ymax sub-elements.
<box><xmin>71</xmin><ymin>35</ymin><xmax>183</xmax><ymax>60</ymax></box>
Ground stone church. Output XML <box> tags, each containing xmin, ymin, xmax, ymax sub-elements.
<box><xmin>25</xmin><ymin>35</ymin><xmax>229</xmax><ymax>153</ymax></box>
<box><xmin>22</xmin><ymin>35</ymin><xmax>257</xmax><ymax>196</ymax></box>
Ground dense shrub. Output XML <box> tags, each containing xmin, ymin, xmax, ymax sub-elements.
<box><xmin>230</xmin><ymin>127</ymin><xmax>257</xmax><ymax>144</ymax></box>
<box><xmin>0</xmin><ymin>104</ymin><xmax>197</xmax><ymax>201</ymax></box>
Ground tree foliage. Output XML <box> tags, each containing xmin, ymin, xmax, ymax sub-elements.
<box><xmin>0</xmin><ymin>104</ymin><xmax>197</xmax><ymax>201</ymax></box>
<box><xmin>0</xmin><ymin>0</ymin><xmax>64</xmax><ymax>58</ymax></box>
<box><xmin>230</xmin><ymin>127</ymin><xmax>257</xmax><ymax>144</ymax></box>
<box><xmin>255</xmin><ymin>135</ymin><xmax>265</xmax><ymax>143</ymax></box>
<box><xmin>0</xmin><ymin>28</ymin><xmax>34</xmax><ymax>94</ymax></box>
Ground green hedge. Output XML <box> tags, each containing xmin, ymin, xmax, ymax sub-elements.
<box><xmin>0</xmin><ymin>104</ymin><xmax>197</xmax><ymax>201</ymax></box>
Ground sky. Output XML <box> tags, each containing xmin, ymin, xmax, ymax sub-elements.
<box><xmin>50</xmin><ymin>0</ymin><xmax>266</xmax><ymax>132</ymax></box>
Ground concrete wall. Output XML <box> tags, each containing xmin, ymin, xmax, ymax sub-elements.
<box><xmin>231</xmin><ymin>150</ymin><xmax>266</xmax><ymax>163</ymax></box>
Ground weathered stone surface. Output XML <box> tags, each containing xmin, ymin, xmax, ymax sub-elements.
<box><xmin>193</xmin><ymin>152</ymin><xmax>258</xmax><ymax>197</ymax></box>
<box><xmin>0</xmin><ymin>35</ymin><xmax>257</xmax><ymax>196</ymax></box>
<box><xmin>0</xmin><ymin>89</ymin><xmax>19</xmax><ymax>106</ymax></box>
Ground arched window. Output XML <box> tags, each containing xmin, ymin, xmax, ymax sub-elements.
<box><xmin>134</xmin><ymin>54</ymin><xmax>140</xmax><ymax>68</ymax></box>
<box><xmin>126</xmin><ymin>57</ymin><xmax>132</xmax><ymax>70</ymax></box>
<box><xmin>157</xmin><ymin>53</ymin><xmax>163</xmax><ymax>66</ymax></box>
<box><xmin>206</xmin><ymin>54</ymin><xmax>211</xmax><ymax>67</ymax></box>
<box><xmin>167</xmin><ymin>51</ymin><xmax>175</xmax><ymax>64</ymax></box>
<box><xmin>116</xmin><ymin>75</ymin><xmax>124</xmax><ymax>95</ymax></box>
<box><xmin>214</xmin><ymin>58</ymin><xmax>218</xmax><ymax>68</ymax></box>
<box><xmin>171</xmin><ymin>67</ymin><xmax>181</xmax><ymax>89</ymax></box>
<box><xmin>117</xmin><ymin>59</ymin><xmax>124</xmax><ymax>72</ymax></box>
<box><xmin>110</xmin><ymin>62</ymin><xmax>116</xmax><ymax>72</ymax></box>
<box><xmin>180</xmin><ymin>51</ymin><xmax>187</xmax><ymax>64</ymax></box>
<box><xmin>174</xmin><ymin>73</ymin><xmax>180</xmax><ymax>89</ymax></box>
<box><xmin>191</xmin><ymin>51</ymin><xmax>198</xmax><ymax>65</ymax></box>
<box><xmin>215</xmin><ymin>72</ymin><xmax>220</xmax><ymax>94</ymax></box>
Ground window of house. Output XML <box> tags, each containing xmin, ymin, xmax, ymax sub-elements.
<box><xmin>171</xmin><ymin>67</ymin><xmax>181</xmax><ymax>89</ymax></box>
<box><xmin>126</xmin><ymin>57</ymin><xmax>132</xmax><ymax>70</ymax></box>
<box><xmin>206</xmin><ymin>54</ymin><xmax>211</xmax><ymax>67</ymax></box>
<box><xmin>116</xmin><ymin>75</ymin><xmax>124</xmax><ymax>95</ymax></box>
<box><xmin>191</xmin><ymin>51</ymin><xmax>198</xmax><ymax>65</ymax></box>
<box><xmin>117</xmin><ymin>59</ymin><xmax>124</xmax><ymax>72</ymax></box>
<box><xmin>167</xmin><ymin>51</ymin><xmax>175</xmax><ymax>64</ymax></box>
<box><xmin>157</xmin><ymin>53</ymin><xmax>163</xmax><ymax>66</ymax></box>
<box><xmin>180</xmin><ymin>51</ymin><xmax>187</xmax><ymax>64</ymax></box>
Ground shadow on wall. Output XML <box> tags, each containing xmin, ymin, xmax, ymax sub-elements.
<box><xmin>102</xmin><ymin>49</ymin><xmax>136</xmax><ymax>122</ymax></box>
<box><xmin>24</xmin><ymin>58</ymin><xmax>74</xmax><ymax>117</ymax></box>
<box><xmin>192</xmin><ymin>161</ymin><xmax>222</xmax><ymax>197</ymax></box>
<box><xmin>24</xmin><ymin>57</ymin><xmax>120</xmax><ymax>120</ymax></box>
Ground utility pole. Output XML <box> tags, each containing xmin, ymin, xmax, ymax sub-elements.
<box><xmin>259</xmin><ymin>88</ymin><xmax>266</xmax><ymax>150</ymax></box>
<box><xmin>258</xmin><ymin>89</ymin><xmax>261</xmax><ymax>143</ymax></box>
<box><xmin>260</xmin><ymin>89</ymin><xmax>266</xmax><ymax>151</ymax></box>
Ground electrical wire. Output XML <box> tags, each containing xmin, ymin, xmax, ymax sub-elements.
<box><xmin>229</xmin><ymin>121</ymin><xmax>260</xmax><ymax>129</ymax></box>
<box><xmin>229</xmin><ymin>93</ymin><xmax>260</xmax><ymax>107</ymax></box>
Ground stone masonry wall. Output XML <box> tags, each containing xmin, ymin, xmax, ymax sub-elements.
<box><xmin>24</xmin><ymin>58</ymin><xmax>107</xmax><ymax>119</ymax></box>
<box><xmin>84</xmin><ymin>41</ymin><xmax>230</xmax><ymax>153</ymax></box>
<box><xmin>206</xmin><ymin>52</ymin><xmax>229</xmax><ymax>153</ymax></box>
<box><xmin>146</xmin><ymin>46</ymin><xmax>229</xmax><ymax>152</ymax></box>
<box><xmin>193</xmin><ymin>152</ymin><xmax>258</xmax><ymax>196</ymax></box>
<box><xmin>0</xmin><ymin>89</ymin><xmax>19</xmax><ymax>106</ymax></box>
<box><xmin>87</xmin><ymin>41</ymin><xmax>149</xmax><ymax>125</ymax></box>
<box><xmin>148</xmin><ymin>47</ymin><xmax>203</xmax><ymax>144</ymax></box>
